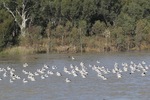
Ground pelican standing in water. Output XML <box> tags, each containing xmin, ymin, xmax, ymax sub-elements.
<box><xmin>23</xmin><ymin>78</ymin><xmax>28</xmax><ymax>83</ymax></box>
<box><xmin>65</xmin><ymin>78</ymin><xmax>71</xmax><ymax>83</ymax></box>
<box><xmin>71</xmin><ymin>56</ymin><xmax>75</xmax><ymax>60</ymax></box>
<box><xmin>23</xmin><ymin>63</ymin><xmax>28</xmax><ymax>68</ymax></box>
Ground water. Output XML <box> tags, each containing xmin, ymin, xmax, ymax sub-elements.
<box><xmin>0</xmin><ymin>52</ymin><xmax>150</xmax><ymax>100</ymax></box>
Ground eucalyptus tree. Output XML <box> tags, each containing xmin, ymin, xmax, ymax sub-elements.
<box><xmin>1</xmin><ymin>0</ymin><xmax>37</xmax><ymax>37</ymax></box>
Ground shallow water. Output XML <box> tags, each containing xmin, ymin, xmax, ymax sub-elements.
<box><xmin>0</xmin><ymin>52</ymin><xmax>150</xmax><ymax>100</ymax></box>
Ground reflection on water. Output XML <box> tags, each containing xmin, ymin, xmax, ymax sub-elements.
<box><xmin>0</xmin><ymin>52</ymin><xmax>150</xmax><ymax>100</ymax></box>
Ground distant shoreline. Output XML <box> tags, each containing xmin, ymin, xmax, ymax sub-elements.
<box><xmin>0</xmin><ymin>45</ymin><xmax>149</xmax><ymax>56</ymax></box>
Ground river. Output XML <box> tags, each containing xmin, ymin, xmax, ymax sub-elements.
<box><xmin>0</xmin><ymin>52</ymin><xmax>150</xmax><ymax>100</ymax></box>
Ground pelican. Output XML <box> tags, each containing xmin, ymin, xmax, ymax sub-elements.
<box><xmin>145</xmin><ymin>66</ymin><xmax>149</xmax><ymax>70</ymax></box>
<box><xmin>89</xmin><ymin>64</ymin><xmax>92</xmax><ymax>68</ymax></box>
<box><xmin>123</xmin><ymin>66</ymin><xmax>128</xmax><ymax>72</ymax></box>
<box><xmin>142</xmin><ymin>61</ymin><xmax>146</xmax><ymax>65</ymax></box>
<box><xmin>7</xmin><ymin>66</ymin><xmax>11</xmax><ymax>70</ymax></box>
<box><xmin>47</xmin><ymin>71</ymin><xmax>54</xmax><ymax>75</ymax></box>
<box><xmin>117</xmin><ymin>73</ymin><xmax>122</xmax><ymax>78</ymax></box>
<box><xmin>10</xmin><ymin>79</ymin><xmax>13</xmax><ymax>83</ymax></box>
<box><xmin>81</xmin><ymin>73</ymin><xmax>86</xmax><ymax>78</ymax></box>
<box><xmin>23</xmin><ymin>78</ymin><xmax>28</xmax><ymax>83</ymax></box>
<box><xmin>96</xmin><ymin>61</ymin><xmax>100</xmax><ymax>64</ymax></box>
<box><xmin>22</xmin><ymin>70</ymin><xmax>28</xmax><ymax>74</ymax></box>
<box><xmin>23</xmin><ymin>63</ymin><xmax>28</xmax><ymax>68</ymax></box>
<box><xmin>37</xmin><ymin>69</ymin><xmax>44</xmax><ymax>74</ymax></box>
<box><xmin>80</xmin><ymin>62</ymin><xmax>84</xmax><ymax>67</ymax></box>
<box><xmin>3</xmin><ymin>72</ymin><xmax>7</xmax><ymax>77</ymax></box>
<box><xmin>44</xmin><ymin>64</ymin><xmax>49</xmax><ymax>69</ymax></box>
<box><xmin>102</xmin><ymin>76</ymin><xmax>107</xmax><ymax>80</ymax></box>
<box><xmin>16</xmin><ymin>76</ymin><xmax>21</xmax><ymax>80</ymax></box>
<box><xmin>56</xmin><ymin>72</ymin><xmax>62</xmax><ymax>76</ymax></box>
<box><xmin>34</xmin><ymin>72</ymin><xmax>39</xmax><ymax>76</ymax></box>
<box><xmin>65</xmin><ymin>78</ymin><xmax>71</xmax><ymax>83</ymax></box>
<box><xmin>112</xmin><ymin>69</ymin><xmax>116</xmax><ymax>73</ymax></box>
<box><xmin>71</xmin><ymin>56</ymin><xmax>75</xmax><ymax>60</ymax></box>
<box><xmin>41</xmin><ymin>75</ymin><xmax>45</xmax><ymax>79</ymax></box>
<box><xmin>44</xmin><ymin>74</ymin><xmax>49</xmax><ymax>78</ymax></box>
<box><xmin>52</xmin><ymin>66</ymin><xmax>57</xmax><ymax>70</ymax></box>
<box><xmin>141</xmin><ymin>72</ymin><xmax>146</xmax><ymax>76</ymax></box>
<box><xmin>70</xmin><ymin>64</ymin><xmax>74</xmax><ymax>69</ymax></box>
<box><xmin>28</xmin><ymin>76</ymin><xmax>35</xmax><ymax>81</ymax></box>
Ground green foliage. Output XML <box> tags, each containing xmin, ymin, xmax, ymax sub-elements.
<box><xmin>0</xmin><ymin>0</ymin><xmax>150</xmax><ymax>52</ymax></box>
<box><xmin>55</xmin><ymin>25</ymin><xmax>64</xmax><ymax>37</ymax></box>
<box><xmin>82</xmin><ymin>0</ymin><xmax>96</xmax><ymax>21</ymax></box>
<box><xmin>19</xmin><ymin>26</ymin><xmax>42</xmax><ymax>47</ymax></box>
<box><xmin>70</xmin><ymin>26</ymin><xmax>79</xmax><ymax>45</ymax></box>
<box><xmin>0</xmin><ymin>8</ymin><xmax>13</xmax><ymax>50</ymax></box>
<box><xmin>135</xmin><ymin>19</ymin><xmax>150</xmax><ymax>44</ymax></box>
<box><xmin>116</xmin><ymin>13</ymin><xmax>135</xmax><ymax>34</ymax></box>
<box><xmin>92</xmin><ymin>20</ymin><xmax>106</xmax><ymax>36</ymax></box>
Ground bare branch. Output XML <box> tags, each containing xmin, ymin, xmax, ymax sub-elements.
<box><xmin>26</xmin><ymin>13</ymin><xmax>30</xmax><ymax>19</ymax></box>
<box><xmin>3</xmin><ymin>2</ymin><xmax>21</xmax><ymax>27</ymax></box>
<box><xmin>16</xmin><ymin>8</ymin><xmax>22</xmax><ymax>17</ymax></box>
<box><xmin>3</xmin><ymin>2</ymin><xmax>16</xmax><ymax>20</ymax></box>
<box><xmin>22</xmin><ymin>3</ymin><xmax>26</xmax><ymax>14</ymax></box>
<box><xmin>25</xmin><ymin>17</ymin><xmax>30</xmax><ymax>22</ymax></box>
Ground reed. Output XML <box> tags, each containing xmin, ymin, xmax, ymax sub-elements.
<box><xmin>0</xmin><ymin>46</ymin><xmax>35</xmax><ymax>56</ymax></box>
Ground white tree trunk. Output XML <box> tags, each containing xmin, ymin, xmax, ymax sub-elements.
<box><xmin>3</xmin><ymin>2</ymin><xmax>30</xmax><ymax>37</ymax></box>
<box><xmin>20</xmin><ymin>13</ymin><xmax>27</xmax><ymax>36</ymax></box>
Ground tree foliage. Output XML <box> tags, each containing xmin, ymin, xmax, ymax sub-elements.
<box><xmin>0</xmin><ymin>0</ymin><xmax>150</xmax><ymax>52</ymax></box>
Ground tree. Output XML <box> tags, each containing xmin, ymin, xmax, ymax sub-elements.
<box><xmin>78</xmin><ymin>20</ymin><xmax>87</xmax><ymax>53</ymax></box>
<box><xmin>135</xmin><ymin>19</ymin><xmax>150</xmax><ymax>50</ymax></box>
<box><xmin>0</xmin><ymin>7</ymin><xmax>14</xmax><ymax>50</ymax></box>
<box><xmin>92</xmin><ymin>20</ymin><xmax>106</xmax><ymax>36</ymax></box>
<box><xmin>61</xmin><ymin>0</ymin><xmax>82</xmax><ymax>21</ymax></box>
<box><xmin>55</xmin><ymin>25</ymin><xmax>64</xmax><ymax>46</ymax></box>
<box><xmin>2</xmin><ymin>0</ymin><xmax>36</xmax><ymax>37</ymax></box>
<box><xmin>82</xmin><ymin>0</ymin><xmax>96</xmax><ymax>22</ymax></box>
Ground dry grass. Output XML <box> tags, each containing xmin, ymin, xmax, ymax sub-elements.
<box><xmin>83</xmin><ymin>36</ymin><xmax>107</xmax><ymax>52</ymax></box>
<box><xmin>0</xmin><ymin>46</ymin><xmax>35</xmax><ymax>56</ymax></box>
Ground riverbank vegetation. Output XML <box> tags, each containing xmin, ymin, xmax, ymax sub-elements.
<box><xmin>0</xmin><ymin>0</ymin><xmax>150</xmax><ymax>55</ymax></box>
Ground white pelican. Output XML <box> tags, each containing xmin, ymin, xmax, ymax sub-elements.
<box><xmin>7</xmin><ymin>66</ymin><xmax>11</xmax><ymax>70</ymax></box>
<box><xmin>141</xmin><ymin>72</ymin><xmax>146</xmax><ymax>76</ymax></box>
<box><xmin>142</xmin><ymin>61</ymin><xmax>146</xmax><ymax>65</ymax></box>
<box><xmin>44</xmin><ymin>74</ymin><xmax>49</xmax><ymax>78</ymax></box>
<box><xmin>123</xmin><ymin>66</ymin><xmax>128</xmax><ymax>72</ymax></box>
<box><xmin>10</xmin><ymin>79</ymin><xmax>13</xmax><ymax>83</ymax></box>
<box><xmin>34</xmin><ymin>72</ymin><xmax>39</xmax><ymax>76</ymax></box>
<box><xmin>41</xmin><ymin>75</ymin><xmax>45</xmax><ymax>79</ymax></box>
<box><xmin>3</xmin><ymin>72</ymin><xmax>7</xmax><ymax>77</ymax></box>
<box><xmin>145</xmin><ymin>66</ymin><xmax>149</xmax><ymax>70</ymax></box>
<box><xmin>65</xmin><ymin>78</ymin><xmax>71</xmax><ymax>83</ymax></box>
<box><xmin>102</xmin><ymin>76</ymin><xmax>107</xmax><ymax>80</ymax></box>
<box><xmin>71</xmin><ymin>56</ymin><xmax>75</xmax><ymax>60</ymax></box>
<box><xmin>44</xmin><ymin>64</ymin><xmax>49</xmax><ymax>69</ymax></box>
<box><xmin>56</xmin><ymin>72</ymin><xmax>62</xmax><ymax>76</ymax></box>
<box><xmin>23</xmin><ymin>78</ymin><xmax>28</xmax><ymax>83</ymax></box>
<box><xmin>117</xmin><ymin>73</ymin><xmax>122</xmax><ymax>78</ymax></box>
<box><xmin>22</xmin><ymin>70</ymin><xmax>28</xmax><ymax>74</ymax></box>
<box><xmin>52</xmin><ymin>66</ymin><xmax>57</xmax><ymax>70</ymax></box>
<box><xmin>47</xmin><ymin>71</ymin><xmax>54</xmax><ymax>75</ymax></box>
<box><xmin>96</xmin><ymin>61</ymin><xmax>100</xmax><ymax>64</ymax></box>
<box><xmin>23</xmin><ymin>63</ymin><xmax>28</xmax><ymax>68</ymax></box>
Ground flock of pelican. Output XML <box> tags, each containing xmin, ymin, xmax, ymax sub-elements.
<box><xmin>0</xmin><ymin>57</ymin><xmax>149</xmax><ymax>84</ymax></box>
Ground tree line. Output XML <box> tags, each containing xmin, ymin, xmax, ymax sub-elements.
<box><xmin>0</xmin><ymin>0</ymin><xmax>150</xmax><ymax>53</ymax></box>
